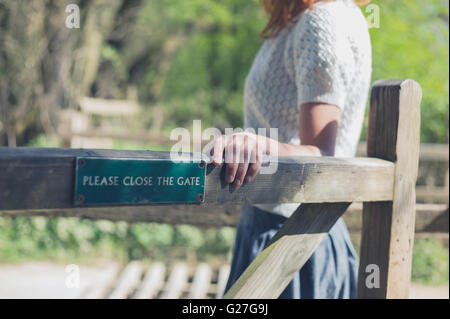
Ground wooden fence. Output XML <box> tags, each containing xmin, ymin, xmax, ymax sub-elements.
<box><xmin>59</xmin><ymin>97</ymin><xmax>449</xmax><ymax>205</ymax></box>
<box><xmin>80</xmin><ymin>262</ymin><xmax>229</xmax><ymax>299</ymax></box>
<box><xmin>0</xmin><ymin>79</ymin><xmax>432</xmax><ymax>298</ymax></box>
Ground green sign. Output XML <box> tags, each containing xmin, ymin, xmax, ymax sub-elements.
<box><xmin>74</xmin><ymin>157</ymin><xmax>206</xmax><ymax>206</ymax></box>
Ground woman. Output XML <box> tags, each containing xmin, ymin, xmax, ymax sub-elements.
<box><xmin>211</xmin><ymin>0</ymin><xmax>372</xmax><ymax>298</ymax></box>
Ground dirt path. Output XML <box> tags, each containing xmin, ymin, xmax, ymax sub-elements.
<box><xmin>0</xmin><ymin>260</ymin><xmax>120</xmax><ymax>299</ymax></box>
<box><xmin>0</xmin><ymin>261</ymin><xmax>448</xmax><ymax>299</ymax></box>
<box><xmin>409</xmin><ymin>283</ymin><xmax>449</xmax><ymax>299</ymax></box>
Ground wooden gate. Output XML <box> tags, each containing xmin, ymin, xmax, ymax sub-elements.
<box><xmin>0</xmin><ymin>79</ymin><xmax>423</xmax><ymax>298</ymax></box>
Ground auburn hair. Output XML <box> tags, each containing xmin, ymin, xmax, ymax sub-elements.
<box><xmin>260</xmin><ymin>0</ymin><xmax>370</xmax><ymax>38</ymax></box>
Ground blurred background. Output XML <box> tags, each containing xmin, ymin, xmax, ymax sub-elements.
<box><xmin>0</xmin><ymin>0</ymin><xmax>448</xmax><ymax>298</ymax></box>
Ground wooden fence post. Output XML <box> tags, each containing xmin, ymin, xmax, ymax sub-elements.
<box><xmin>357</xmin><ymin>79</ymin><xmax>422</xmax><ymax>298</ymax></box>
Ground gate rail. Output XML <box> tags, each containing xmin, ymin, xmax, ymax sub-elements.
<box><xmin>0</xmin><ymin>79</ymin><xmax>423</xmax><ymax>299</ymax></box>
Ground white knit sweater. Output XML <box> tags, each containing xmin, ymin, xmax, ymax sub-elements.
<box><xmin>245</xmin><ymin>0</ymin><xmax>372</xmax><ymax>217</ymax></box>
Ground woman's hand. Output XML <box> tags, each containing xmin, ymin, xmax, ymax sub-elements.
<box><xmin>210</xmin><ymin>132</ymin><xmax>267</xmax><ymax>188</ymax></box>
<box><xmin>209</xmin><ymin>104</ymin><xmax>336</xmax><ymax>188</ymax></box>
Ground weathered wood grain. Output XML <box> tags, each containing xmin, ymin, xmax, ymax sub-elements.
<box><xmin>188</xmin><ymin>263</ymin><xmax>213</xmax><ymax>299</ymax></box>
<box><xmin>0</xmin><ymin>147</ymin><xmax>393</xmax><ymax>211</ymax></box>
<box><xmin>107</xmin><ymin>261</ymin><xmax>143</xmax><ymax>299</ymax></box>
<box><xmin>416</xmin><ymin>186</ymin><xmax>449</xmax><ymax>203</ymax></box>
<box><xmin>224</xmin><ymin>202</ymin><xmax>350</xmax><ymax>299</ymax></box>
<box><xmin>1</xmin><ymin>203</ymin><xmax>447</xmax><ymax>234</ymax></box>
<box><xmin>357</xmin><ymin>142</ymin><xmax>449</xmax><ymax>161</ymax></box>
<box><xmin>358</xmin><ymin>79</ymin><xmax>422</xmax><ymax>299</ymax></box>
<box><xmin>79</xmin><ymin>97</ymin><xmax>140</xmax><ymax>116</ymax></box>
<box><xmin>419</xmin><ymin>206</ymin><xmax>449</xmax><ymax>233</ymax></box>
<box><xmin>347</xmin><ymin>203</ymin><xmax>448</xmax><ymax>234</ymax></box>
<box><xmin>160</xmin><ymin>263</ymin><xmax>189</xmax><ymax>299</ymax></box>
<box><xmin>216</xmin><ymin>264</ymin><xmax>231</xmax><ymax>299</ymax></box>
<box><xmin>0</xmin><ymin>205</ymin><xmax>242</xmax><ymax>227</ymax></box>
<box><xmin>134</xmin><ymin>262</ymin><xmax>166</xmax><ymax>299</ymax></box>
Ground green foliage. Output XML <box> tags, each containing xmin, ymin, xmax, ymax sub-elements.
<box><xmin>1</xmin><ymin>0</ymin><xmax>448</xmax><ymax>288</ymax></box>
<box><xmin>1</xmin><ymin>0</ymin><xmax>447</xmax><ymax>145</ymax></box>
<box><xmin>365</xmin><ymin>0</ymin><xmax>449</xmax><ymax>142</ymax></box>
<box><xmin>112</xmin><ymin>140</ymin><xmax>171</xmax><ymax>151</ymax></box>
<box><xmin>0</xmin><ymin>216</ymin><xmax>122</xmax><ymax>263</ymax></box>
<box><xmin>143</xmin><ymin>0</ymin><xmax>265</xmax><ymax>130</ymax></box>
<box><xmin>0</xmin><ymin>216</ymin><xmax>236</xmax><ymax>265</ymax></box>
<box><xmin>26</xmin><ymin>134</ymin><xmax>62</xmax><ymax>148</ymax></box>
<box><xmin>1</xmin><ymin>215</ymin><xmax>448</xmax><ymax>285</ymax></box>
<box><xmin>412</xmin><ymin>238</ymin><xmax>449</xmax><ymax>285</ymax></box>
<box><xmin>137</xmin><ymin>0</ymin><xmax>449</xmax><ymax>141</ymax></box>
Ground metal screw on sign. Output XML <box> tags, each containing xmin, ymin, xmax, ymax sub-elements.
<box><xmin>198</xmin><ymin>161</ymin><xmax>205</xmax><ymax>169</ymax></box>
<box><xmin>76</xmin><ymin>194</ymin><xmax>85</xmax><ymax>204</ymax></box>
<box><xmin>78</xmin><ymin>159</ymin><xmax>85</xmax><ymax>167</ymax></box>
<box><xmin>197</xmin><ymin>194</ymin><xmax>204</xmax><ymax>202</ymax></box>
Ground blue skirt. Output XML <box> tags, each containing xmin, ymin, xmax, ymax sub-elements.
<box><xmin>224</xmin><ymin>205</ymin><xmax>359</xmax><ymax>299</ymax></box>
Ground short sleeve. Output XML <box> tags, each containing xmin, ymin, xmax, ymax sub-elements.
<box><xmin>293</xmin><ymin>6</ymin><xmax>354</xmax><ymax>110</ymax></box>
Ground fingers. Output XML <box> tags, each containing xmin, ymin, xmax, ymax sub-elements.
<box><xmin>245</xmin><ymin>147</ymin><xmax>262</xmax><ymax>184</ymax></box>
<box><xmin>224</xmin><ymin>135</ymin><xmax>241</xmax><ymax>184</ymax></box>
<box><xmin>211</xmin><ymin>135</ymin><xmax>227</xmax><ymax>166</ymax></box>
<box><xmin>212</xmin><ymin>133</ymin><xmax>262</xmax><ymax>187</ymax></box>
<box><xmin>233</xmin><ymin>135</ymin><xmax>251</xmax><ymax>187</ymax></box>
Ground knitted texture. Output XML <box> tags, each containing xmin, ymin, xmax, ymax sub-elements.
<box><xmin>245</xmin><ymin>0</ymin><xmax>372</xmax><ymax>217</ymax></box>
